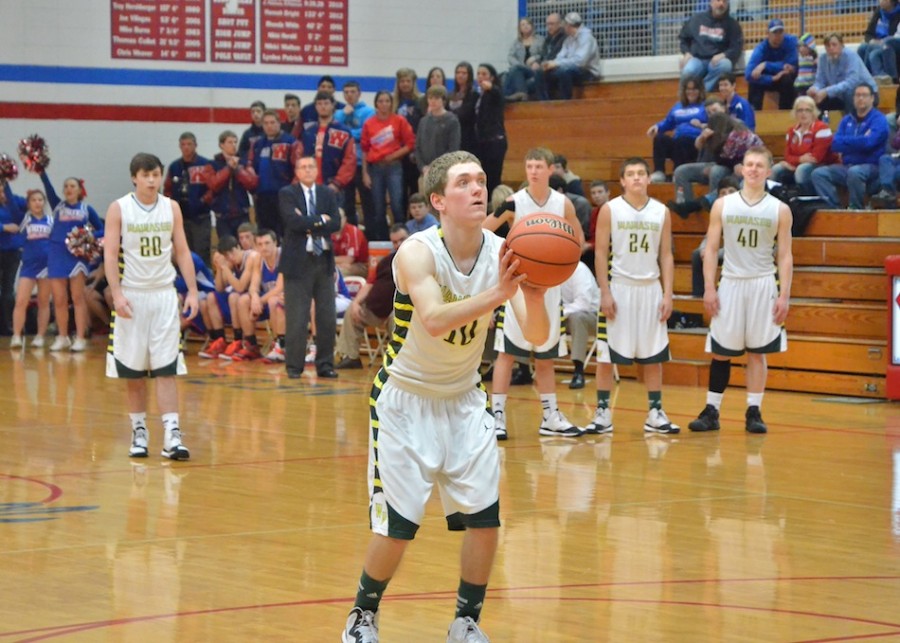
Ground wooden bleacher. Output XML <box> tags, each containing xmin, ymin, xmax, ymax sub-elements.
<box><xmin>504</xmin><ymin>79</ymin><xmax>900</xmax><ymax>398</ymax></box>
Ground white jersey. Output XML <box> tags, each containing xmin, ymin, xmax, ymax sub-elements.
<box><xmin>512</xmin><ymin>187</ymin><xmax>567</xmax><ymax>221</ymax></box>
<box><xmin>608</xmin><ymin>195</ymin><xmax>665</xmax><ymax>282</ymax></box>
<box><xmin>117</xmin><ymin>193</ymin><xmax>176</xmax><ymax>289</ymax></box>
<box><xmin>385</xmin><ymin>227</ymin><xmax>504</xmax><ymax>397</ymax></box>
<box><xmin>720</xmin><ymin>191</ymin><xmax>779</xmax><ymax>279</ymax></box>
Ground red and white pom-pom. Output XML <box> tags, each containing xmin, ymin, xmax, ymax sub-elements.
<box><xmin>18</xmin><ymin>134</ymin><xmax>50</xmax><ymax>174</ymax></box>
<box><xmin>0</xmin><ymin>154</ymin><xmax>18</xmax><ymax>182</ymax></box>
<box><xmin>65</xmin><ymin>225</ymin><xmax>103</xmax><ymax>263</ymax></box>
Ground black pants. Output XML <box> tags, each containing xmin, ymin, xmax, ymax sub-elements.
<box><xmin>255</xmin><ymin>192</ymin><xmax>283</xmax><ymax>239</ymax></box>
<box><xmin>183</xmin><ymin>216</ymin><xmax>211</xmax><ymax>265</ymax></box>
<box><xmin>748</xmin><ymin>74</ymin><xmax>797</xmax><ymax>110</ymax></box>
<box><xmin>0</xmin><ymin>249</ymin><xmax>21</xmax><ymax>336</ymax></box>
<box><xmin>342</xmin><ymin>166</ymin><xmax>374</xmax><ymax>227</ymax></box>
<box><xmin>653</xmin><ymin>134</ymin><xmax>697</xmax><ymax>174</ymax></box>
<box><xmin>478</xmin><ymin>137</ymin><xmax>509</xmax><ymax>198</ymax></box>
<box><xmin>283</xmin><ymin>261</ymin><xmax>337</xmax><ymax>375</ymax></box>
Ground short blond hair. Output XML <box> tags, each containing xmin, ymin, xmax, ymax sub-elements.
<box><xmin>790</xmin><ymin>95</ymin><xmax>819</xmax><ymax>120</ymax></box>
<box><xmin>424</xmin><ymin>151</ymin><xmax>482</xmax><ymax>202</ymax></box>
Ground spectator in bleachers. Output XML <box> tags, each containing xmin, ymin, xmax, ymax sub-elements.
<box><xmin>550</xmin><ymin>174</ymin><xmax>591</xmax><ymax>234</ymax></box>
<box><xmin>504</xmin><ymin>17</ymin><xmax>546</xmax><ymax>102</ymax></box>
<box><xmin>582</xmin><ymin>179</ymin><xmax>609</xmax><ymax>271</ymax></box>
<box><xmin>552</xmin><ymin>154</ymin><xmax>585</xmax><ymax>195</ymax></box>
<box><xmin>770</xmin><ymin>96</ymin><xmax>837</xmax><ymax>194</ymax></box>
<box><xmin>335</xmin><ymin>223</ymin><xmax>408</xmax><ymax>370</ymax></box>
<box><xmin>238</xmin><ymin>100</ymin><xmax>265</xmax><ymax>160</ymax></box>
<box><xmin>745</xmin><ymin>19</ymin><xmax>799</xmax><ymax>110</ymax></box>
<box><xmin>206</xmin><ymin>130</ymin><xmax>255</xmax><ymax>239</ymax></box>
<box><xmin>795</xmin><ymin>33</ymin><xmax>819</xmax><ymax>97</ymax></box>
<box><xmin>405</xmin><ymin>193</ymin><xmax>439</xmax><ymax>233</ymax></box>
<box><xmin>335</xmin><ymin>80</ymin><xmax>376</xmax><ymax>227</ymax></box>
<box><xmin>299</xmin><ymin>76</ymin><xmax>345</xmax><ymax>135</ymax></box>
<box><xmin>248</xmin><ymin>109</ymin><xmax>297</xmax><ymax>239</ymax></box>
<box><xmin>534</xmin><ymin>12</ymin><xmax>602</xmax><ymax>101</ymax></box>
<box><xmin>418</xmin><ymin>67</ymin><xmax>449</xmax><ymax>114</ymax></box>
<box><xmin>669</xmin><ymin>104</ymin><xmax>762</xmax><ymax>218</ymax></box>
<box><xmin>679</xmin><ymin>0</ymin><xmax>744</xmax><ymax>93</ymax></box>
<box><xmin>718</xmin><ymin>73</ymin><xmax>756</xmax><ymax>130</ymax></box>
<box><xmin>332</xmin><ymin>207</ymin><xmax>369</xmax><ymax>278</ymax></box>
<box><xmin>394</xmin><ymin>68</ymin><xmax>424</xmax><ymax>211</ymax></box>
<box><xmin>856</xmin><ymin>0</ymin><xmax>900</xmax><ymax>85</ymax></box>
<box><xmin>164</xmin><ymin>132</ymin><xmax>212</xmax><ymax>264</ymax></box>
<box><xmin>647</xmin><ymin>75</ymin><xmax>707</xmax><ymax>183</ymax></box>
<box><xmin>561</xmin><ymin>260</ymin><xmax>599</xmax><ymax>390</ymax></box>
<box><xmin>449</xmin><ymin>62</ymin><xmax>479</xmax><ymax>154</ymax></box>
<box><xmin>868</xmin><ymin>116</ymin><xmax>900</xmax><ymax>208</ymax></box>
<box><xmin>301</xmin><ymin>90</ymin><xmax>356</xmax><ymax>210</ymax></box>
<box><xmin>415</xmin><ymin>85</ymin><xmax>461</xmax><ymax>184</ymax></box>
<box><xmin>282</xmin><ymin>93</ymin><xmax>301</xmax><ymax>135</ymax></box>
<box><xmin>811</xmin><ymin>83</ymin><xmax>888</xmax><ymax>209</ymax></box>
<box><xmin>361</xmin><ymin>91</ymin><xmax>416</xmax><ymax>241</ymax></box>
<box><xmin>808</xmin><ymin>32</ymin><xmax>879</xmax><ymax>112</ymax></box>
<box><xmin>475</xmin><ymin>63</ymin><xmax>508</xmax><ymax>195</ymax></box>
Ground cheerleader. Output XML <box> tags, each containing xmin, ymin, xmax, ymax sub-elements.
<box><xmin>40</xmin><ymin>171</ymin><xmax>104</xmax><ymax>351</ymax></box>
<box><xmin>10</xmin><ymin>190</ymin><xmax>52</xmax><ymax>347</ymax></box>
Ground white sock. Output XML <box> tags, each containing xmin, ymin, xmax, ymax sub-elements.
<box><xmin>161</xmin><ymin>412</ymin><xmax>180</xmax><ymax>432</ymax></box>
<box><xmin>129</xmin><ymin>412</ymin><xmax>147</xmax><ymax>430</ymax></box>
<box><xmin>706</xmin><ymin>392</ymin><xmax>724</xmax><ymax>409</ymax></box>
<box><xmin>492</xmin><ymin>394</ymin><xmax>506</xmax><ymax>415</ymax></box>
<box><xmin>540</xmin><ymin>394</ymin><xmax>557</xmax><ymax>420</ymax></box>
<box><xmin>747</xmin><ymin>392</ymin><xmax>763</xmax><ymax>409</ymax></box>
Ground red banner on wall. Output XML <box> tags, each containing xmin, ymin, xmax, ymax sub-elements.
<box><xmin>211</xmin><ymin>0</ymin><xmax>257</xmax><ymax>63</ymax></box>
<box><xmin>111</xmin><ymin>0</ymin><xmax>207</xmax><ymax>62</ymax></box>
<box><xmin>260</xmin><ymin>0</ymin><xmax>348</xmax><ymax>66</ymax></box>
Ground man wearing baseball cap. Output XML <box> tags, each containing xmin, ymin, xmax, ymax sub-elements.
<box><xmin>534</xmin><ymin>12</ymin><xmax>602</xmax><ymax>100</ymax></box>
<box><xmin>745</xmin><ymin>18</ymin><xmax>800</xmax><ymax>110</ymax></box>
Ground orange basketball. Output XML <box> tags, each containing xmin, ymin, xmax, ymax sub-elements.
<box><xmin>505</xmin><ymin>213</ymin><xmax>581</xmax><ymax>288</ymax></box>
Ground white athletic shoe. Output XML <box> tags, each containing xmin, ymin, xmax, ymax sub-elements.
<box><xmin>9</xmin><ymin>335</ymin><xmax>23</xmax><ymax>348</ymax></box>
<box><xmin>162</xmin><ymin>427</ymin><xmax>191</xmax><ymax>461</ymax></box>
<box><xmin>129</xmin><ymin>426</ymin><xmax>149</xmax><ymax>458</ymax></box>
<box><xmin>49</xmin><ymin>335</ymin><xmax>71</xmax><ymax>352</ymax></box>
<box><xmin>494</xmin><ymin>410</ymin><xmax>507</xmax><ymax>441</ymax></box>
<box><xmin>538</xmin><ymin>410</ymin><xmax>582</xmax><ymax>437</ymax></box>
<box><xmin>644</xmin><ymin>408</ymin><xmax>680</xmax><ymax>434</ymax></box>
<box><xmin>70</xmin><ymin>337</ymin><xmax>87</xmax><ymax>352</ymax></box>
<box><xmin>584</xmin><ymin>406</ymin><xmax>613</xmax><ymax>434</ymax></box>
<box><xmin>30</xmin><ymin>335</ymin><xmax>45</xmax><ymax>348</ymax></box>
<box><xmin>650</xmin><ymin>171</ymin><xmax>668</xmax><ymax>184</ymax></box>
<box><xmin>342</xmin><ymin>607</ymin><xmax>379</xmax><ymax>643</ymax></box>
<box><xmin>447</xmin><ymin>616</ymin><xmax>490</xmax><ymax>642</ymax></box>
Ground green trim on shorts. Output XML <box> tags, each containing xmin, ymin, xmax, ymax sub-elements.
<box><xmin>150</xmin><ymin>357</ymin><xmax>180</xmax><ymax>378</ymax></box>
<box><xmin>709</xmin><ymin>336</ymin><xmax>745</xmax><ymax>357</ymax></box>
<box><xmin>463</xmin><ymin>501</ymin><xmax>501</xmax><ymax>528</ymax></box>
<box><xmin>502</xmin><ymin>335</ymin><xmax>560</xmax><ymax>360</ymax></box>
<box><xmin>114</xmin><ymin>358</ymin><xmax>149</xmax><ymax>379</ymax></box>
<box><xmin>446</xmin><ymin>512</ymin><xmax>467</xmax><ymax>531</ymax></box>
<box><xmin>747</xmin><ymin>331</ymin><xmax>784</xmax><ymax>354</ymax></box>
<box><xmin>379</xmin><ymin>500</ymin><xmax>420</xmax><ymax>540</ymax></box>
<box><xmin>610</xmin><ymin>344</ymin><xmax>670</xmax><ymax>365</ymax></box>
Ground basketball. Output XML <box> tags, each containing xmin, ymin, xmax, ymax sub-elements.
<box><xmin>505</xmin><ymin>213</ymin><xmax>581</xmax><ymax>288</ymax></box>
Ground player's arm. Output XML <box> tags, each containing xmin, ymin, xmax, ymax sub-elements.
<box><xmin>594</xmin><ymin>203</ymin><xmax>616</xmax><ymax>322</ymax></box>
<box><xmin>231</xmin><ymin>251</ymin><xmax>258</xmax><ymax>292</ymax></box>
<box><xmin>394</xmin><ymin>238</ymin><xmax>530</xmax><ymax>338</ymax></box>
<box><xmin>773</xmin><ymin>202</ymin><xmax>793</xmax><ymax>324</ymax></box>
<box><xmin>702</xmin><ymin>198</ymin><xmax>724</xmax><ymax>318</ymax></box>
<box><xmin>562</xmin><ymin>196</ymin><xmax>585</xmax><ymax>247</ymax></box>
<box><xmin>658</xmin><ymin>208</ymin><xmax>675</xmax><ymax>322</ymax></box>
<box><xmin>248</xmin><ymin>253</ymin><xmax>264</xmax><ymax>315</ymax></box>
<box><xmin>482</xmin><ymin>198</ymin><xmax>514</xmax><ymax>232</ymax></box>
<box><xmin>103</xmin><ymin>200</ymin><xmax>131</xmax><ymax>319</ymax></box>
<box><xmin>262</xmin><ymin>271</ymin><xmax>284</xmax><ymax>306</ymax></box>
<box><xmin>507</xmin><ymin>283</ymin><xmax>551</xmax><ymax>347</ymax></box>
<box><xmin>171</xmin><ymin>200</ymin><xmax>199</xmax><ymax>320</ymax></box>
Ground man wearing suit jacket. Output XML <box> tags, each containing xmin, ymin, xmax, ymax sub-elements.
<box><xmin>279</xmin><ymin>155</ymin><xmax>342</xmax><ymax>378</ymax></box>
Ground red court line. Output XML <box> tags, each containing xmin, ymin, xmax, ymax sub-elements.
<box><xmin>4</xmin><ymin>576</ymin><xmax>900</xmax><ymax>641</ymax></box>
<box><xmin>0</xmin><ymin>474</ymin><xmax>62</xmax><ymax>504</ymax></box>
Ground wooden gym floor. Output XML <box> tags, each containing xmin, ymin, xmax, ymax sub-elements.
<box><xmin>1</xmin><ymin>346</ymin><xmax>899</xmax><ymax>641</ymax></box>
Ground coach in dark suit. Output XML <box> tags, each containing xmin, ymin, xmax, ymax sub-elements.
<box><xmin>279</xmin><ymin>155</ymin><xmax>342</xmax><ymax>378</ymax></box>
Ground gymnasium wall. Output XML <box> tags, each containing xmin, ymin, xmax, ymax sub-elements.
<box><xmin>0</xmin><ymin>0</ymin><xmax>517</xmax><ymax>210</ymax></box>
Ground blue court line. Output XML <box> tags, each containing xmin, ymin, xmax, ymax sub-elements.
<box><xmin>0</xmin><ymin>64</ymin><xmax>398</xmax><ymax>92</ymax></box>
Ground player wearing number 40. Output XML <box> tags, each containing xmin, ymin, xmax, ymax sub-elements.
<box><xmin>687</xmin><ymin>146</ymin><xmax>793</xmax><ymax>435</ymax></box>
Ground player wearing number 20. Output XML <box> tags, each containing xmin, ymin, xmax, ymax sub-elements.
<box><xmin>688</xmin><ymin>146</ymin><xmax>792</xmax><ymax>435</ymax></box>
<box><xmin>587</xmin><ymin>157</ymin><xmax>678</xmax><ymax>435</ymax></box>
<box><xmin>104</xmin><ymin>153</ymin><xmax>199</xmax><ymax>461</ymax></box>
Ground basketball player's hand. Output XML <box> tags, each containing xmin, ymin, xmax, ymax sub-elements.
<box><xmin>601</xmin><ymin>295</ymin><xmax>617</xmax><ymax>322</ymax></box>
<box><xmin>773</xmin><ymin>295</ymin><xmax>790</xmax><ymax>325</ymax></box>
<box><xmin>498</xmin><ymin>246</ymin><xmax>527</xmax><ymax>300</ymax></box>
<box><xmin>114</xmin><ymin>293</ymin><xmax>133</xmax><ymax>319</ymax></box>
<box><xmin>183</xmin><ymin>292</ymin><xmax>199</xmax><ymax>321</ymax></box>
<box><xmin>659</xmin><ymin>294</ymin><xmax>673</xmax><ymax>322</ymax></box>
<box><xmin>703</xmin><ymin>288</ymin><xmax>720</xmax><ymax>318</ymax></box>
<box><xmin>251</xmin><ymin>294</ymin><xmax>262</xmax><ymax>317</ymax></box>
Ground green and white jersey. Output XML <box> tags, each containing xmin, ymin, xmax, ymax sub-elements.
<box><xmin>721</xmin><ymin>191</ymin><xmax>779</xmax><ymax>279</ymax></box>
<box><xmin>608</xmin><ymin>195</ymin><xmax>665</xmax><ymax>282</ymax></box>
<box><xmin>117</xmin><ymin>193</ymin><xmax>176</xmax><ymax>290</ymax></box>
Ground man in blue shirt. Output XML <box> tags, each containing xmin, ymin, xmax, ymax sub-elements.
<box><xmin>808</xmin><ymin>32</ymin><xmax>879</xmax><ymax>112</ymax></box>
<box><xmin>811</xmin><ymin>83</ymin><xmax>888</xmax><ymax>209</ymax></box>
<box><xmin>534</xmin><ymin>12</ymin><xmax>601</xmax><ymax>100</ymax></box>
<box><xmin>718</xmin><ymin>73</ymin><xmax>756</xmax><ymax>131</ymax></box>
<box><xmin>405</xmin><ymin>193</ymin><xmax>439</xmax><ymax>234</ymax></box>
<box><xmin>335</xmin><ymin>80</ymin><xmax>376</xmax><ymax>226</ymax></box>
<box><xmin>745</xmin><ymin>19</ymin><xmax>799</xmax><ymax>110</ymax></box>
